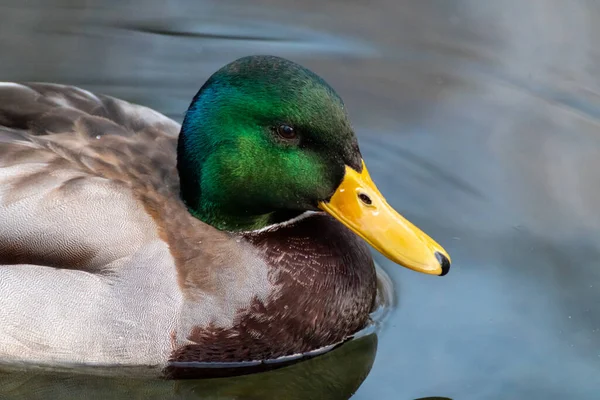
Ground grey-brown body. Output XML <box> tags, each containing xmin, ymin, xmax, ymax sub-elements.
<box><xmin>0</xmin><ymin>83</ymin><xmax>376</xmax><ymax>372</ymax></box>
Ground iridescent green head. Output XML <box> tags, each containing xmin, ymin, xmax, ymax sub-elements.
<box><xmin>177</xmin><ymin>55</ymin><xmax>451</xmax><ymax>275</ymax></box>
<box><xmin>177</xmin><ymin>55</ymin><xmax>362</xmax><ymax>231</ymax></box>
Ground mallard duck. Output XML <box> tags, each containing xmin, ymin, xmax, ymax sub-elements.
<box><xmin>0</xmin><ymin>55</ymin><xmax>450</xmax><ymax>372</ymax></box>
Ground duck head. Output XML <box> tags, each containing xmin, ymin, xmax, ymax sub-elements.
<box><xmin>177</xmin><ymin>55</ymin><xmax>450</xmax><ymax>276</ymax></box>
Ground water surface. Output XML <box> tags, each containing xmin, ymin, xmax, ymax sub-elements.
<box><xmin>1</xmin><ymin>0</ymin><xmax>599</xmax><ymax>399</ymax></box>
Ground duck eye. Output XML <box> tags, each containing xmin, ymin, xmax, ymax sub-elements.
<box><xmin>276</xmin><ymin>124</ymin><xmax>296</xmax><ymax>140</ymax></box>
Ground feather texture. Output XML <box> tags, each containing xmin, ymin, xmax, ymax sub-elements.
<box><xmin>0</xmin><ymin>83</ymin><xmax>376</xmax><ymax>373</ymax></box>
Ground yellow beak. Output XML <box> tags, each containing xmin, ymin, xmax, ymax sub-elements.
<box><xmin>318</xmin><ymin>160</ymin><xmax>451</xmax><ymax>276</ymax></box>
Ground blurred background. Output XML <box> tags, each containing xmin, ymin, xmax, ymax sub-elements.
<box><xmin>1</xmin><ymin>0</ymin><xmax>599</xmax><ymax>399</ymax></box>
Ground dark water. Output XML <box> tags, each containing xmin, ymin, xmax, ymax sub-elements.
<box><xmin>1</xmin><ymin>0</ymin><xmax>600</xmax><ymax>399</ymax></box>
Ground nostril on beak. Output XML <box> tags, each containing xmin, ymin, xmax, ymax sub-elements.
<box><xmin>358</xmin><ymin>193</ymin><xmax>372</xmax><ymax>205</ymax></box>
<box><xmin>435</xmin><ymin>252</ymin><xmax>451</xmax><ymax>276</ymax></box>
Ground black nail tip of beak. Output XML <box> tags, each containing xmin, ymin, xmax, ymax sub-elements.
<box><xmin>435</xmin><ymin>252</ymin><xmax>450</xmax><ymax>276</ymax></box>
